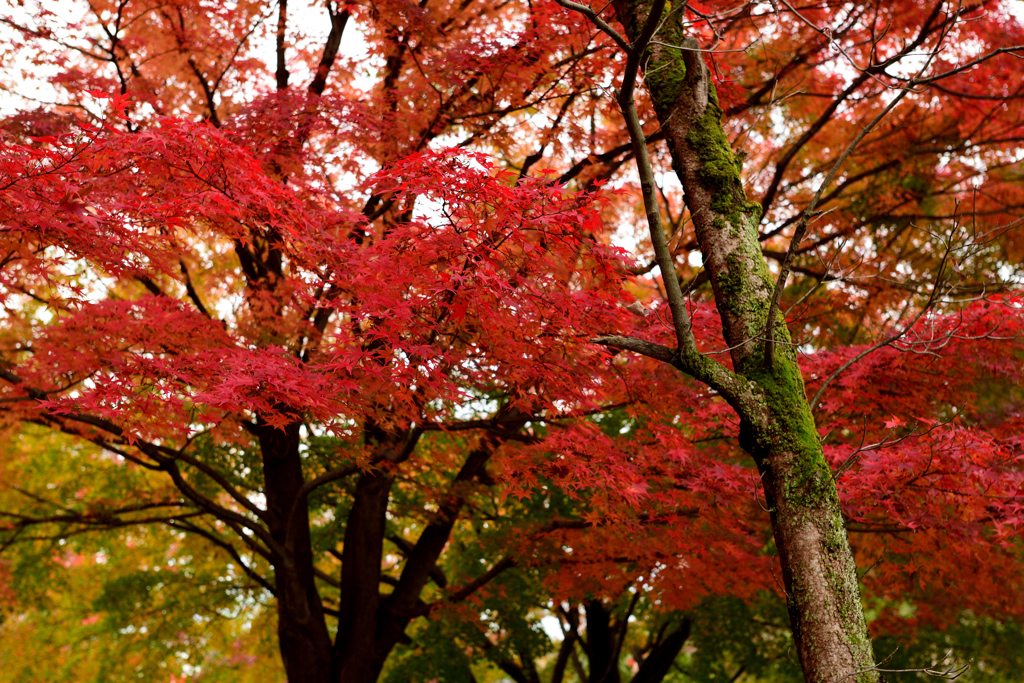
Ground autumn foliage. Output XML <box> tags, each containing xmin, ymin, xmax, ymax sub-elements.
<box><xmin>0</xmin><ymin>0</ymin><xmax>1023</xmax><ymax>681</ymax></box>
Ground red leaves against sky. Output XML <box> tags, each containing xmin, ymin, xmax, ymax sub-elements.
<box><xmin>1</xmin><ymin>0</ymin><xmax>1023</xmax><ymax>631</ymax></box>
<box><xmin>1</xmin><ymin>119</ymin><xmax>622</xmax><ymax>429</ymax></box>
<box><xmin>3</xmin><ymin>97</ymin><xmax>1024</xmax><ymax>616</ymax></box>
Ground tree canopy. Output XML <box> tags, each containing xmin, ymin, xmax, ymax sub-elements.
<box><xmin>0</xmin><ymin>1</ymin><xmax>1022</xmax><ymax>682</ymax></box>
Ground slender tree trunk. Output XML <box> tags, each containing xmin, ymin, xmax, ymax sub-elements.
<box><xmin>609</xmin><ymin>3</ymin><xmax>880</xmax><ymax>681</ymax></box>
<box><xmin>334</xmin><ymin>469</ymin><xmax>396</xmax><ymax>683</ymax></box>
<box><xmin>257</xmin><ymin>419</ymin><xmax>336</xmax><ymax>683</ymax></box>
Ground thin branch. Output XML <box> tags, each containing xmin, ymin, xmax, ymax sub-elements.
<box><xmin>833</xmin><ymin>649</ymin><xmax>970</xmax><ymax>683</ymax></box>
<box><xmin>308</xmin><ymin>4</ymin><xmax>350</xmax><ymax>96</ymax></box>
<box><xmin>592</xmin><ymin>335</ymin><xmax>677</xmax><ymax>363</ymax></box>
<box><xmin>425</xmin><ymin>556</ymin><xmax>517</xmax><ymax>613</ymax></box>
<box><xmin>551</xmin><ymin>0</ymin><xmax>632</xmax><ymax>53</ymax></box>
<box><xmin>810</xmin><ymin>240</ymin><xmax>952</xmax><ymax>410</ymax></box>
<box><xmin>170</xmin><ymin>519</ymin><xmax>276</xmax><ymax>594</ymax></box>
<box><xmin>764</xmin><ymin>46</ymin><xmax>935</xmax><ymax>367</ymax></box>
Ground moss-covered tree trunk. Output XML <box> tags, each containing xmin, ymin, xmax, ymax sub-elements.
<box><xmin>608</xmin><ymin>2</ymin><xmax>881</xmax><ymax>681</ymax></box>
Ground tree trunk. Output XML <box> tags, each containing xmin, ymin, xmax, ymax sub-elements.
<box><xmin>334</xmin><ymin>469</ymin><xmax>396</xmax><ymax>683</ymax></box>
<box><xmin>610</xmin><ymin>3</ymin><xmax>880</xmax><ymax>681</ymax></box>
<box><xmin>332</xmin><ymin>433</ymin><xmax>498</xmax><ymax>683</ymax></box>
<box><xmin>585</xmin><ymin>600</ymin><xmax>621</xmax><ymax>683</ymax></box>
<box><xmin>257</xmin><ymin>419</ymin><xmax>336</xmax><ymax>683</ymax></box>
<box><xmin>631</xmin><ymin>616</ymin><xmax>689</xmax><ymax>683</ymax></box>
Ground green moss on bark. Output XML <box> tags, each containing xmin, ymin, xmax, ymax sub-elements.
<box><xmin>620</xmin><ymin>1</ymin><xmax>691</xmax><ymax>111</ymax></box>
<box><xmin>714</xmin><ymin>237</ymin><xmax>777</xmax><ymax>340</ymax></box>
<box><xmin>615</xmin><ymin>1</ymin><xmax>879</xmax><ymax>677</ymax></box>
<box><xmin>644</xmin><ymin>40</ymin><xmax>688</xmax><ymax>111</ymax></box>
<box><xmin>686</xmin><ymin>91</ymin><xmax>762</xmax><ymax>221</ymax></box>
<box><xmin>685</xmin><ymin>85</ymin><xmax>776</xmax><ymax>344</ymax></box>
<box><xmin>743</xmin><ymin>360</ymin><xmax>837</xmax><ymax>512</ymax></box>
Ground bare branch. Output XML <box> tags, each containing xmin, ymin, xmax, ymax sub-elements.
<box><xmin>552</xmin><ymin>0</ymin><xmax>632</xmax><ymax>53</ymax></box>
<box><xmin>809</xmin><ymin>239</ymin><xmax>953</xmax><ymax>410</ymax></box>
<box><xmin>308</xmin><ymin>4</ymin><xmax>350</xmax><ymax>96</ymax></box>
<box><xmin>421</xmin><ymin>556</ymin><xmax>517</xmax><ymax>615</ymax></box>
<box><xmin>592</xmin><ymin>335</ymin><xmax>677</xmax><ymax>363</ymax></box>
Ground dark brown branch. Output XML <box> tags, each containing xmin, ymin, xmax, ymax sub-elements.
<box><xmin>593</xmin><ymin>335</ymin><xmax>677</xmax><ymax>363</ymax></box>
<box><xmin>551</xmin><ymin>608</ymin><xmax>578</xmax><ymax>683</ymax></box>
<box><xmin>308</xmin><ymin>4</ymin><xmax>350</xmax><ymax>96</ymax></box>
<box><xmin>758</xmin><ymin>0</ymin><xmax>952</xmax><ymax>221</ymax></box>
<box><xmin>763</xmin><ymin>37</ymin><xmax>947</xmax><ymax>367</ymax></box>
<box><xmin>387</xmin><ymin>533</ymin><xmax>448</xmax><ymax>588</ymax></box>
<box><xmin>552</xmin><ymin>0</ymin><xmax>632</xmax><ymax>52</ymax></box>
<box><xmin>421</xmin><ymin>555</ymin><xmax>517</xmax><ymax>614</ymax></box>
<box><xmin>170</xmin><ymin>519</ymin><xmax>277</xmax><ymax>594</ymax></box>
<box><xmin>809</xmin><ymin>245</ymin><xmax>951</xmax><ymax>410</ymax></box>
<box><xmin>389</xmin><ymin>437</ymin><xmax>505</xmax><ymax>618</ymax></box>
<box><xmin>276</xmin><ymin>0</ymin><xmax>289</xmax><ymax>89</ymax></box>
<box><xmin>519</xmin><ymin>94</ymin><xmax>577</xmax><ymax>181</ymax></box>
<box><xmin>179</xmin><ymin>259</ymin><xmax>212</xmax><ymax>318</ymax></box>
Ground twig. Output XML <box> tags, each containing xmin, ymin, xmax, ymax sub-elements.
<box><xmin>833</xmin><ymin>649</ymin><xmax>971</xmax><ymax>683</ymax></box>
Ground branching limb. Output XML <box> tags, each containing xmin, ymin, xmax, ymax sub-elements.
<box><xmin>833</xmin><ymin>649</ymin><xmax>970</xmax><ymax>683</ymax></box>
<box><xmin>552</xmin><ymin>0</ymin><xmax>632</xmax><ymax>53</ymax></box>
<box><xmin>595</xmin><ymin>0</ymin><xmax>710</xmax><ymax>359</ymax></box>
<box><xmin>179</xmin><ymin>259</ymin><xmax>213</xmax><ymax>318</ymax></box>
<box><xmin>170</xmin><ymin>519</ymin><xmax>277</xmax><ymax>594</ymax></box>
<box><xmin>387</xmin><ymin>533</ymin><xmax>448</xmax><ymax>587</ymax></box>
<box><xmin>308</xmin><ymin>3</ymin><xmax>350</xmax><ymax>96</ymax></box>
<box><xmin>764</xmin><ymin>44</ymin><xmax>936</xmax><ymax>367</ymax></box>
<box><xmin>830</xmin><ymin>406</ymin><xmax>962</xmax><ymax>481</ymax></box>
<box><xmin>418</xmin><ymin>556</ymin><xmax>517</xmax><ymax>616</ymax></box>
<box><xmin>10</xmin><ymin>392</ymin><xmax>285</xmax><ymax>558</ymax></box>
<box><xmin>592</xmin><ymin>335</ymin><xmax>677</xmax><ymax>363</ymax></box>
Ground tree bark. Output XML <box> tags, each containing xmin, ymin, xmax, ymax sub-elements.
<box><xmin>332</xmin><ymin>432</ymin><xmax>501</xmax><ymax>683</ymax></box>
<box><xmin>631</xmin><ymin>615</ymin><xmax>689</xmax><ymax>683</ymax></box>
<box><xmin>609</xmin><ymin>3</ymin><xmax>880</xmax><ymax>681</ymax></box>
<box><xmin>334</xmin><ymin>468</ymin><xmax>396</xmax><ymax>683</ymax></box>
<box><xmin>585</xmin><ymin>600</ymin><xmax>622</xmax><ymax>683</ymax></box>
<box><xmin>257</xmin><ymin>419</ymin><xmax>336</xmax><ymax>683</ymax></box>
